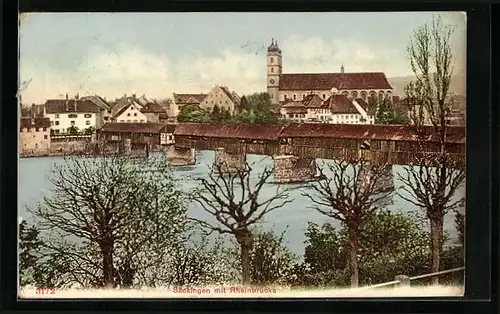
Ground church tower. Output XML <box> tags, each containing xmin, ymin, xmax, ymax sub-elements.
<box><xmin>267</xmin><ymin>38</ymin><xmax>282</xmax><ymax>105</ymax></box>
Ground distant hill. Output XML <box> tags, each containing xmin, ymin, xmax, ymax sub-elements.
<box><xmin>388</xmin><ymin>70</ymin><xmax>466</xmax><ymax>97</ymax></box>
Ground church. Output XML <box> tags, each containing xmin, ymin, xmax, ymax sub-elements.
<box><xmin>266</xmin><ymin>39</ymin><xmax>393</xmax><ymax>105</ymax></box>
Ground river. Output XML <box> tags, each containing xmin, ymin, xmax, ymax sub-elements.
<box><xmin>18</xmin><ymin>150</ymin><xmax>465</xmax><ymax>256</ymax></box>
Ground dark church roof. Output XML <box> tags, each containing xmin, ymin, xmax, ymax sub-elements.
<box><xmin>279</xmin><ymin>72</ymin><xmax>393</xmax><ymax>91</ymax></box>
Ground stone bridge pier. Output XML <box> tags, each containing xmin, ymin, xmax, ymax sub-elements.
<box><xmin>214</xmin><ymin>147</ymin><xmax>246</xmax><ymax>173</ymax></box>
<box><xmin>165</xmin><ymin>145</ymin><xmax>196</xmax><ymax>166</ymax></box>
<box><xmin>273</xmin><ymin>155</ymin><xmax>317</xmax><ymax>183</ymax></box>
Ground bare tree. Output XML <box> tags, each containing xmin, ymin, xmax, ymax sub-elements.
<box><xmin>302</xmin><ymin>158</ymin><xmax>392</xmax><ymax>288</ymax></box>
<box><xmin>190</xmin><ymin>161</ymin><xmax>292</xmax><ymax>285</ymax></box>
<box><xmin>28</xmin><ymin>153</ymin><xmax>188</xmax><ymax>289</ymax></box>
<box><xmin>402</xmin><ymin>15</ymin><xmax>466</xmax><ymax>284</ymax></box>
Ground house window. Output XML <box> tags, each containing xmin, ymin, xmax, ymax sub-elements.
<box><xmin>133</xmin><ymin>120</ymin><xmax>137</xmax><ymax>122</ymax></box>
<box><xmin>270</xmin><ymin>57</ymin><xmax>274</xmax><ymax>63</ymax></box>
<box><xmin>86</xmin><ymin>120</ymin><xmax>91</xmax><ymax>125</ymax></box>
<box><xmin>43</xmin><ymin>127</ymin><xmax>47</xmax><ymax>132</ymax></box>
<box><xmin>293</xmin><ymin>94</ymin><xmax>296</xmax><ymax>100</ymax></box>
<box><xmin>84</xmin><ymin>113</ymin><xmax>92</xmax><ymax>118</ymax></box>
<box><xmin>104</xmin><ymin>117</ymin><xmax>109</xmax><ymax>121</ymax></box>
<box><xmin>127</xmin><ymin>120</ymin><xmax>131</xmax><ymax>122</ymax></box>
<box><xmin>140</xmin><ymin>120</ymin><xmax>144</xmax><ymax>122</ymax></box>
<box><xmin>107</xmin><ymin>110</ymin><xmax>111</xmax><ymax>114</ymax></box>
<box><xmin>55</xmin><ymin>114</ymin><xmax>60</xmax><ymax>118</ymax></box>
<box><xmin>44</xmin><ymin>135</ymin><xmax>48</xmax><ymax>139</ymax></box>
<box><xmin>68</xmin><ymin>114</ymin><xmax>77</xmax><ymax>118</ymax></box>
<box><xmin>130</xmin><ymin>106</ymin><xmax>134</xmax><ymax>110</ymax></box>
<box><xmin>283</xmin><ymin>95</ymin><xmax>286</xmax><ymax>101</ymax></box>
<box><xmin>120</xmin><ymin>120</ymin><xmax>124</xmax><ymax>122</ymax></box>
<box><xmin>322</xmin><ymin>94</ymin><xmax>326</xmax><ymax>99</ymax></box>
<box><xmin>134</xmin><ymin>113</ymin><xmax>137</xmax><ymax>116</ymax></box>
<box><xmin>127</xmin><ymin>113</ymin><xmax>131</xmax><ymax>116</ymax></box>
<box><xmin>70</xmin><ymin>120</ymin><xmax>75</xmax><ymax>125</ymax></box>
<box><xmin>271</xmin><ymin>67</ymin><xmax>274</xmax><ymax>73</ymax></box>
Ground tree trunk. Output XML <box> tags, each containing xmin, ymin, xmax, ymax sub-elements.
<box><xmin>101</xmin><ymin>240</ymin><xmax>114</xmax><ymax>288</ymax></box>
<box><xmin>235</xmin><ymin>229</ymin><xmax>254</xmax><ymax>286</ymax></box>
<box><xmin>348</xmin><ymin>225</ymin><xmax>359</xmax><ymax>288</ymax></box>
<box><xmin>430</xmin><ymin>217</ymin><xmax>444</xmax><ymax>285</ymax></box>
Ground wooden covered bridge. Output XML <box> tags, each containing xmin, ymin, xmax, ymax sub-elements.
<box><xmin>166</xmin><ymin>123</ymin><xmax>465</xmax><ymax>183</ymax></box>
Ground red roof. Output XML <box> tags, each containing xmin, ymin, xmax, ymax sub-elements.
<box><xmin>279</xmin><ymin>73</ymin><xmax>392</xmax><ymax>91</ymax></box>
<box><xmin>20</xmin><ymin>117</ymin><xmax>51</xmax><ymax>130</ymax></box>
<box><xmin>45</xmin><ymin>99</ymin><xmax>102</xmax><ymax>114</ymax></box>
<box><xmin>278</xmin><ymin>124</ymin><xmax>465</xmax><ymax>143</ymax></box>
<box><xmin>173</xmin><ymin>123</ymin><xmax>465</xmax><ymax>144</ymax></box>
<box><xmin>174</xmin><ymin>123</ymin><xmax>288</xmax><ymax>141</ymax></box>
<box><xmin>325</xmin><ymin>95</ymin><xmax>359</xmax><ymax>114</ymax></box>
<box><xmin>99</xmin><ymin>123</ymin><xmax>166</xmax><ymax>134</ymax></box>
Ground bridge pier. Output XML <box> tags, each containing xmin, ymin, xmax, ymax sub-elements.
<box><xmin>273</xmin><ymin>155</ymin><xmax>317</xmax><ymax>183</ymax></box>
<box><xmin>214</xmin><ymin>147</ymin><xmax>246</xmax><ymax>173</ymax></box>
<box><xmin>165</xmin><ymin>145</ymin><xmax>196</xmax><ymax>166</ymax></box>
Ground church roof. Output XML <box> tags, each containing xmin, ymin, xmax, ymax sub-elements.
<box><xmin>279</xmin><ymin>72</ymin><xmax>393</xmax><ymax>91</ymax></box>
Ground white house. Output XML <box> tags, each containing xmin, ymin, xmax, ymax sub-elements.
<box><xmin>112</xmin><ymin>98</ymin><xmax>148</xmax><ymax>123</ymax></box>
<box><xmin>44</xmin><ymin>96</ymin><xmax>102</xmax><ymax>134</ymax></box>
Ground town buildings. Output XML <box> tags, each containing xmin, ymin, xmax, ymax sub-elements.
<box><xmin>280</xmin><ymin>94</ymin><xmax>375</xmax><ymax>124</ymax></box>
<box><xmin>19</xmin><ymin>117</ymin><xmax>51</xmax><ymax>156</ymax></box>
<box><xmin>266</xmin><ymin>39</ymin><xmax>393</xmax><ymax>106</ymax></box>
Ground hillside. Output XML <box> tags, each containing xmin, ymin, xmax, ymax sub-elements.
<box><xmin>388</xmin><ymin>70</ymin><xmax>466</xmax><ymax>97</ymax></box>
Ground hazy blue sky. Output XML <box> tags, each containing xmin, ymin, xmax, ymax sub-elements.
<box><xmin>19</xmin><ymin>12</ymin><xmax>466</xmax><ymax>104</ymax></box>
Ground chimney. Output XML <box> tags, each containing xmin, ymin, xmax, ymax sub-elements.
<box><xmin>74</xmin><ymin>94</ymin><xmax>78</xmax><ymax>112</ymax></box>
<box><xmin>31</xmin><ymin>104</ymin><xmax>35</xmax><ymax>118</ymax></box>
<box><xmin>132</xmin><ymin>94</ymin><xmax>136</xmax><ymax>98</ymax></box>
<box><xmin>340</xmin><ymin>64</ymin><xmax>345</xmax><ymax>73</ymax></box>
<box><xmin>65</xmin><ymin>93</ymin><xmax>69</xmax><ymax>111</ymax></box>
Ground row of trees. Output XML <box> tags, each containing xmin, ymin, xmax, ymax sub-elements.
<box><xmin>177</xmin><ymin>93</ymin><xmax>280</xmax><ymax>124</ymax></box>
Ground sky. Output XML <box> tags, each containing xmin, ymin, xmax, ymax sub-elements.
<box><xmin>19</xmin><ymin>12</ymin><xmax>466</xmax><ymax>104</ymax></box>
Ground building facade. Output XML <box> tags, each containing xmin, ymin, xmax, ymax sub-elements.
<box><xmin>266</xmin><ymin>39</ymin><xmax>393</xmax><ymax>105</ymax></box>
<box><xmin>140</xmin><ymin>102</ymin><xmax>167</xmax><ymax>124</ymax></box>
<box><xmin>112</xmin><ymin>99</ymin><xmax>148</xmax><ymax>123</ymax></box>
<box><xmin>19</xmin><ymin>117</ymin><xmax>51</xmax><ymax>156</ymax></box>
<box><xmin>200</xmin><ymin>85</ymin><xmax>241</xmax><ymax>115</ymax></box>
<box><xmin>44</xmin><ymin>95</ymin><xmax>103</xmax><ymax>134</ymax></box>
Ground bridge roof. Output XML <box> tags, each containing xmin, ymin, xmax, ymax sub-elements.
<box><xmin>174</xmin><ymin>123</ymin><xmax>287</xmax><ymax>141</ymax></box>
<box><xmin>278</xmin><ymin>124</ymin><xmax>465</xmax><ymax>143</ymax></box>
